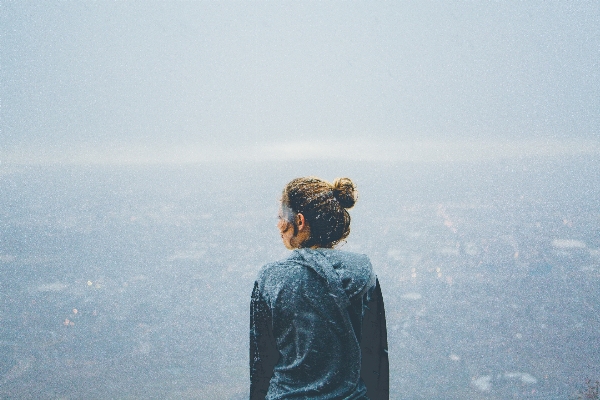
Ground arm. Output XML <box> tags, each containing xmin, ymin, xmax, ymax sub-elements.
<box><xmin>250</xmin><ymin>282</ymin><xmax>279</xmax><ymax>400</ymax></box>
<box><xmin>360</xmin><ymin>279</ymin><xmax>389</xmax><ymax>400</ymax></box>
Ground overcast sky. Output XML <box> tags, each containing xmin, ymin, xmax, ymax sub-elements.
<box><xmin>2</xmin><ymin>1</ymin><xmax>599</xmax><ymax>164</ymax></box>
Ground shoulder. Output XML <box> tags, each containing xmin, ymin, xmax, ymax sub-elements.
<box><xmin>257</xmin><ymin>253</ymin><xmax>302</xmax><ymax>279</ymax></box>
<box><xmin>319</xmin><ymin>249</ymin><xmax>374</xmax><ymax>280</ymax></box>
<box><xmin>254</xmin><ymin>252</ymin><xmax>318</xmax><ymax>303</ymax></box>
<box><xmin>321</xmin><ymin>249</ymin><xmax>376</xmax><ymax>296</ymax></box>
<box><xmin>256</xmin><ymin>252</ymin><xmax>308</xmax><ymax>284</ymax></box>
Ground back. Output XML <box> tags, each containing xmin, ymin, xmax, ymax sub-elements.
<box><xmin>250</xmin><ymin>249</ymin><xmax>387</xmax><ymax>400</ymax></box>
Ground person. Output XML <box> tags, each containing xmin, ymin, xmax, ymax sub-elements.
<box><xmin>250</xmin><ymin>177</ymin><xmax>389</xmax><ymax>400</ymax></box>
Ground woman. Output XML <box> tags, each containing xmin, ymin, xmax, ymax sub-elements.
<box><xmin>250</xmin><ymin>177</ymin><xmax>389</xmax><ymax>400</ymax></box>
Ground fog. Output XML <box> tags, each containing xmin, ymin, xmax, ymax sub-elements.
<box><xmin>2</xmin><ymin>1</ymin><xmax>599</xmax><ymax>162</ymax></box>
<box><xmin>1</xmin><ymin>2</ymin><xmax>599</xmax><ymax>399</ymax></box>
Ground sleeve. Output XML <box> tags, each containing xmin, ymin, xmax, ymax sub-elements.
<box><xmin>360</xmin><ymin>278</ymin><xmax>389</xmax><ymax>400</ymax></box>
<box><xmin>250</xmin><ymin>281</ymin><xmax>279</xmax><ymax>400</ymax></box>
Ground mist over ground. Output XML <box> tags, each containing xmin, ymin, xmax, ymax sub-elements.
<box><xmin>1</xmin><ymin>157</ymin><xmax>599</xmax><ymax>398</ymax></box>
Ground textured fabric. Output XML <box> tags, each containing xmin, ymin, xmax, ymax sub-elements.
<box><xmin>250</xmin><ymin>249</ymin><xmax>389</xmax><ymax>400</ymax></box>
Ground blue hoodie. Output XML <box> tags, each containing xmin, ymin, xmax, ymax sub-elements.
<box><xmin>250</xmin><ymin>249</ymin><xmax>389</xmax><ymax>399</ymax></box>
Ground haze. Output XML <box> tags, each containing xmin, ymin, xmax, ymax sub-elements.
<box><xmin>2</xmin><ymin>1</ymin><xmax>599</xmax><ymax>164</ymax></box>
<box><xmin>1</xmin><ymin>3</ymin><xmax>600</xmax><ymax>398</ymax></box>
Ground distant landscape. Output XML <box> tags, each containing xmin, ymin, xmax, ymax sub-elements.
<box><xmin>1</xmin><ymin>156</ymin><xmax>599</xmax><ymax>399</ymax></box>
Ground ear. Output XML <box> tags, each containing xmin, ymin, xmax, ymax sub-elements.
<box><xmin>296</xmin><ymin>213</ymin><xmax>307</xmax><ymax>230</ymax></box>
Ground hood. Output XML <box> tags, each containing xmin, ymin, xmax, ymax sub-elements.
<box><xmin>293</xmin><ymin>248</ymin><xmax>376</xmax><ymax>307</ymax></box>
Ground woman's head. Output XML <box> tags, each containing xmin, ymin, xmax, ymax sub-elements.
<box><xmin>278</xmin><ymin>176</ymin><xmax>358</xmax><ymax>249</ymax></box>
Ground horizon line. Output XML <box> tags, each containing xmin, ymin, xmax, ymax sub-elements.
<box><xmin>1</xmin><ymin>138</ymin><xmax>599</xmax><ymax>166</ymax></box>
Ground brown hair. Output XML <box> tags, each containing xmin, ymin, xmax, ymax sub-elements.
<box><xmin>281</xmin><ymin>176</ymin><xmax>358</xmax><ymax>248</ymax></box>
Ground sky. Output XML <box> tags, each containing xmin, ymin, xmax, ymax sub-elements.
<box><xmin>1</xmin><ymin>1</ymin><xmax>599</xmax><ymax>164</ymax></box>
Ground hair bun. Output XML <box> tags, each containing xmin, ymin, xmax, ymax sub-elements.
<box><xmin>332</xmin><ymin>177</ymin><xmax>357</xmax><ymax>209</ymax></box>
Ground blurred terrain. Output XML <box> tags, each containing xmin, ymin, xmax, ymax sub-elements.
<box><xmin>0</xmin><ymin>156</ymin><xmax>599</xmax><ymax>399</ymax></box>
